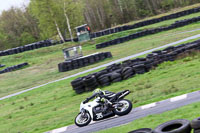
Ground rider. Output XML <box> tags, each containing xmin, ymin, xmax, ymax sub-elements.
<box><xmin>83</xmin><ymin>88</ymin><xmax>115</xmax><ymax>110</ymax></box>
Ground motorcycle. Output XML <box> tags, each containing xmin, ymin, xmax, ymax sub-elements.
<box><xmin>75</xmin><ymin>90</ymin><xmax>132</xmax><ymax>127</ymax></box>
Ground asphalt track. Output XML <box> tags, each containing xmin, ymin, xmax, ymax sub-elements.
<box><xmin>1</xmin><ymin>33</ymin><xmax>200</xmax><ymax>101</ymax></box>
<box><xmin>47</xmin><ymin>90</ymin><xmax>200</xmax><ymax>133</ymax></box>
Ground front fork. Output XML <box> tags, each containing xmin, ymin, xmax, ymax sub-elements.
<box><xmin>80</xmin><ymin>109</ymin><xmax>88</xmax><ymax>118</ymax></box>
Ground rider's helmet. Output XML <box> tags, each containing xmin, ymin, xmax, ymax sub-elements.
<box><xmin>93</xmin><ymin>88</ymin><xmax>102</xmax><ymax>95</ymax></box>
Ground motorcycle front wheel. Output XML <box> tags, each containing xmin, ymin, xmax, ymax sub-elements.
<box><xmin>114</xmin><ymin>99</ymin><xmax>132</xmax><ymax>116</ymax></box>
<box><xmin>75</xmin><ymin>112</ymin><xmax>91</xmax><ymax>127</ymax></box>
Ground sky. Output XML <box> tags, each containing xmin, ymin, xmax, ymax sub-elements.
<box><xmin>0</xmin><ymin>0</ymin><xmax>30</xmax><ymax>13</ymax></box>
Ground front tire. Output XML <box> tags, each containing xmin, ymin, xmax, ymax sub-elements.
<box><xmin>75</xmin><ymin>112</ymin><xmax>91</xmax><ymax>127</ymax></box>
<box><xmin>114</xmin><ymin>99</ymin><xmax>132</xmax><ymax>116</ymax></box>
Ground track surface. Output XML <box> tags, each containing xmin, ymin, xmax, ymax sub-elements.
<box><xmin>1</xmin><ymin>33</ymin><xmax>200</xmax><ymax>101</ymax></box>
<box><xmin>47</xmin><ymin>90</ymin><xmax>200</xmax><ymax>133</ymax></box>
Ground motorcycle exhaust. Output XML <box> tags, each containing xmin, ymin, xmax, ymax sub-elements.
<box><xmin>118</xmin><ymin>90</ymin><xmax>130</xmax><ymax>99</ymax></box>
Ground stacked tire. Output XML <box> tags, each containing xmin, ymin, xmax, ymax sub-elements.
<box><xmin>0</xmin><ymin>64</ymin><xmax>5</xmax><ymax>68</ymax></box>
<box><xmin>97</xmin><ymin>74</ymin><xmax>111</xmax><ymax>87</ymax></box>
<box><xmin>72</xmin><ymin>39</ymin><xmax>200</xmax><ymax>94</ymax></box>
<box><xmin>71</xmin><ymin>78</ymin><xmax>85</xmax><ymax>94</ymax></box>
<box><xmin>129</xmin><ymin>118</ymin><xmax>200</xmax><ymax>133</ymax></box>
<box><xmin>96</xmin><ymin>16</ymin><xmax>200</xmax><ymax>49</ymax></box>
<box><xmin>191</xmin><ymin>117</ymin><xmax>200</xmax><ymax>133</ymax></box>
<box><xmin>0</xmin><ymin>62</ymin><xmax>29</xmax><ymax>75</ymax></box>
<box><xmin>91</xmin><ymin>7</ymin><xmax>200</xmax><ymax>40</ymax></box>
<box><xmin>132</xmin><ymin>64</ymin><xmax>146</xmax><ymax>74</ymax></box>
<box><xmin>0</xmin><ymin>40</ymin><xmax>55</xmax><ymax>57</ymax></box>
<box><xmin>83</xmin><ymin>75</ymin><xmax>98</xmax><ymax>91</ymax></box>
<box><xmin>110</xmin><ymin>72</ymin><xmax>122</xmax><ymax>83</ymax></box>
<box><xmin>58</xmin><ymin>52</ymin><xmax>112</xmax><ymax>72</ymax></box>
<box><xmin>153</xmin><ymin>119</ymin><xmax>191</xmax><ymax>133</ymax></box>
<box><xmin>121</xmin><ymin>67</ymin><xmax>135</xmax><ymax>80</ymax></box>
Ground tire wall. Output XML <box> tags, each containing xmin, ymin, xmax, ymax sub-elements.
<box><xmin>0</xmin><ymin>39</ymin><xmax>79</xmax><ymax>57</ymax></box>
<box><xmin>58</xmin><ymin>52</ymin><xmax>112</xmax><ymax>73</ymax></box>
<box><xmin>72</xmin><ymin>39</ymin><xmax>200</xmax><ymax>94</ymax></box>
<box><xmin>96</xmin><ymin>16</ymin><xmax>200</xmax><ymax>49</ymax></box>
<box><xmin>0</xmin><ymin>62</ymin><xmax>29</xmax><ymax>74</ymax></box>
<box><xmin>129</xmin><ymin>117</ymin><xmax>200</xmax><ymax>133</ymax></box>
<box><xmin>1</xmin><ymin>7</ymin><xmax>200</xmax><ymax>57</ymax></box>
<box><xmin>91</xmin><ymin>7</ymin><xmax>200</xmax><ymax>39</ymax></box>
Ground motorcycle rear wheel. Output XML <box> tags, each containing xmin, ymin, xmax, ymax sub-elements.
<box><xmin>114</xmin><ymin>99</ymin><xmax>132</xmax><ymax>116</ymax></box>
<box><xmin>75</xmin><ymin>112</ymin><xmax>91</xmax><ymax>127</ymax></box>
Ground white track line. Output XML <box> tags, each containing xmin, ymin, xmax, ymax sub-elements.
<box><xmin>46</xmin><ymin>90</ymin><xmax>200</xmax><ymax>133</ymax></box>
<box><xmin>50</xmin><ymin>126</ymin><xmax>68</xmax><ymax>133</ymax></box>
<box><xmin>170</xmin><ymin>94</ymin><xmax>187</xmax><ymax>102</ymax></box>
<box><xmin>1</xmin><ymin>34</ymin><xmax>200</xmax><ymax>101</ymax></box>
<box><xmin>141</xmin><ymin>103</ymin><xmax>157</xmax><ymax>110</ymax></box>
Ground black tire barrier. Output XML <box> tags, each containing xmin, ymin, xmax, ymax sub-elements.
<box><xmin>110</xmin><ymin>72</ymin><xmax>122</xmax><ymax>83</ymax></box>
<box><xmin>71</xmin><ymin>39</ymin><xmax>200</xmax><ymax>94</ymax></box>
<box><xmin>96</xmin><ymin>16</ymin><xmax>200</xmax><ymax>49</ymax></box>
<box><xmin>0</xmin><ymin>62</ymin><xmax>29</xmax><ymax>75</ymax></box>
<box><xmin>122</xmin><ymin>67</ymin><xmax>135</xmax><ymax>80</ymax></box>
<box><xmin>0</xmin><ymin>40</ymin><xmax>53</xmax><ymax>57</ymax></box>
<box><xmin>91</xmin><ymin>7</ymin><xmax>200</xmax><ymax>39</ymax></box>
<box><xmin>191</xmin><ymin>117</ymin><xmax>200</xmax><ymax>130</ymax></box>
<box><xmin>194</xmin><ymin>129</ymin><xmax>200</xmax><ymax>133</ymax></box>
<box><xmin>83</xmin><ymin>75</ymin><xmax>98</xmax><ymax>91</ymax></box>
<box><xmin>0</xmin><ymin>64</ymin><xmax>5</xmax><ymax>68</ymax></box>
<box><xmin>71</xmin><ymin>77</ymin><xmax>86</xmax><ymax>94</ymax></box>
<box><xmin>128</xmin><ymin>128</ymin><xmax>153</xmax><ymax>133</ymax></box>
<box><xmin>153</xmin><ymin>119</ymin><xmax>191</xmax><ymax>133</ymax></box>
<box><xmin>97</xmin><ymin>74</ymin><xmax>111</xmax><ymax>87</ymax></box>
<box><xmin>0</xmin><ymin>38</ymin><xmax>79</xmax><ymax>57</ymax></box>
<box><xmin>58</xmin><ymin>52</ymin><xmax>112</xmax><ymax>72</ymax></box>
<box><xmin>1</xmin><ymin>7</ymin><xmax>200</xmax><ymax>56</ymax></box>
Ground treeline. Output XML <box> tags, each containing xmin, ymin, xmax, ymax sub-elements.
<box><xmin>0</xmin><ymin>0</ymin><xmax>200</xmax><ymax>50</ymax></box>
<box><xmin>0</xmin><ymin>6</ymin><xmax>40</xmax><ymax>50</ymax></box>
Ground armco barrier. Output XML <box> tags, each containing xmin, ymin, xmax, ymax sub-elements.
<box><xmin>58</xmin><ymin>52</ymin><xmax>112</xmax><ymax>72</ymax></box>
<box><xmin>0</xmin><ymin>62</ymin><xmax>29</xmax><ymax>74</ymax></box>
<box><xmin>91</xmin><ymin>6</ymin><xmax>200</xmax><ymax>39</ymax></box>
<box><xmin>72</xmin><ymin>39</ymin><xmax>200</xmax><ymax>94</ymax></box>
<box><xmin>96</xmin><ymin>16</ymin><xmax>200</xmax><ymax>49</ymax></box>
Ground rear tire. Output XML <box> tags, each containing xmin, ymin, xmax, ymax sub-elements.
<box><xmin>114</xmin><ymin>99</ymin><xmax>132</xmax><ymax>116</ymax></box>
<box><xmin>75</xmin><ymin>112</ymin><xmax>91</xmax><ymax>127</ymax></box>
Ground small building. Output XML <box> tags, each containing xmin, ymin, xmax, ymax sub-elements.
<box><xmin>62</xmin><ymin>46</ymin><xmax>83</xmax><ymax>61</ymax></box>
<box><xmin>75</xmin><ymin>24</ymin><xmax>91</xmax><ymax>42</ymax></box>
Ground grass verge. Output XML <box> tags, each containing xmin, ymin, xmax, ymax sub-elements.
<box><xmin>97</xmin><ymin>102</ymin><xmax>200</xmax><ymax>133</ymax></box>
<box><xmin>0</xmin><ymin>22</ymin><xmax>200</xmax><ymax>97</ymax></box>
<box><xmin>0</xmin><ymin>50</ymin><xmax>200</xmax><ymax>133</ymax></box>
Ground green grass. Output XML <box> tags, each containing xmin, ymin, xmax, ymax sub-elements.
<box><xmin>120</xmin><ymin>3</ymin><xmax>200</xmax><ymax>26</ymax></box>
<box><xmin>93</xmin><ymin>12</ymin><xmax>200</xmax><ymax>44</ymax></box>
<box><xmin>0</xmin><ymin>50</ymin><xmax>200</xmax><ymax>133</ymax></box>
<box><xmin>91</xmin><ymin>3</ymin><xmax>200</xmax><ymax>44</ymax></box>
<box><xmin>97</xmin><ymin>102</ymin><xmax>200</xmax><ymax>133</ymax></box>
<box><xmin>0</xmin><ymin>2</ymin><xmax>200</xmax><ymax>97</ymax></box>
<box><xmin>0</xmin><ymin>22</ymin><xmax>200</xmax><ymax>97</ymax></box>
<box><xmin>0</xmin><ymin>4</ymin><xmax>200</xmax><ymax>133</ymax></box>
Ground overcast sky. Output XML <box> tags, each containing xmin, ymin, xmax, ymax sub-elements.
<box><xmin>0</xmin><ymin>0</ymin><xmax>30</xmax><ymax>13</ymax></box>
